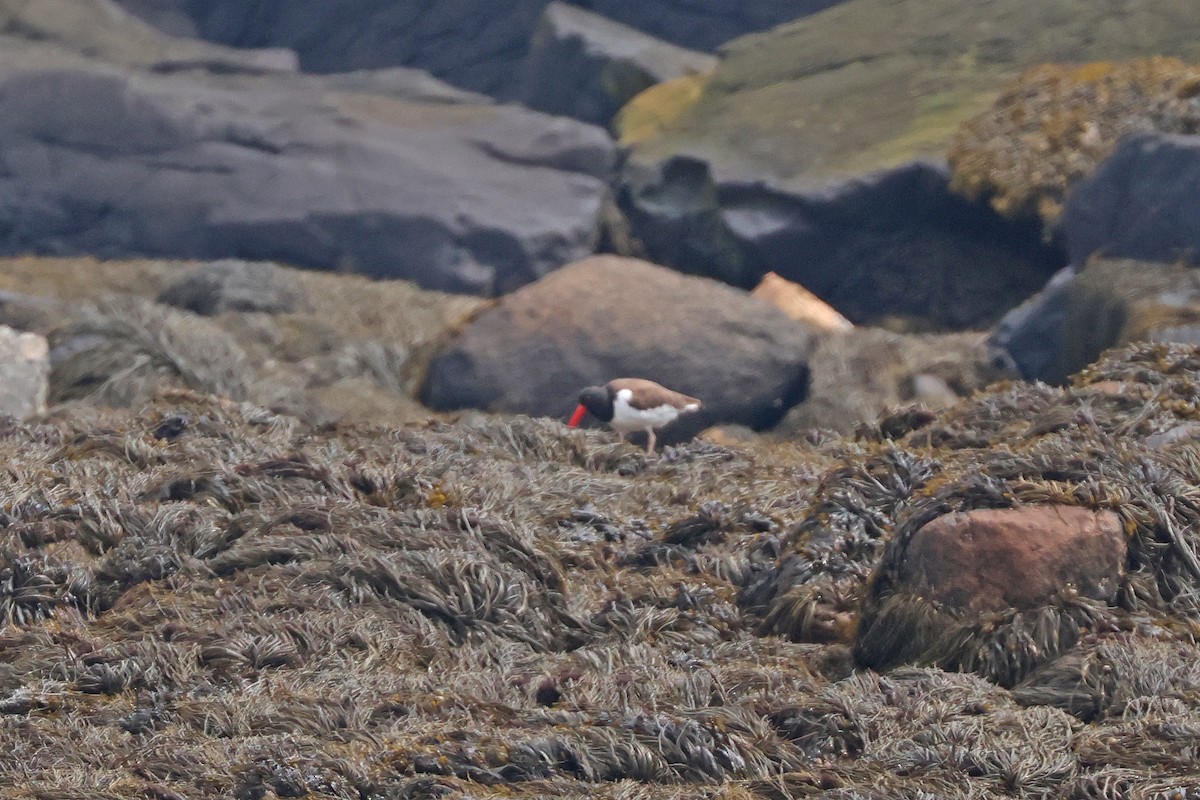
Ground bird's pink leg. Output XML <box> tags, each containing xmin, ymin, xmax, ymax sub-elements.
<box><xmin>645</xmin><ymin>430</ymin><xmax>656</xmax><ymax>455</ymax></box>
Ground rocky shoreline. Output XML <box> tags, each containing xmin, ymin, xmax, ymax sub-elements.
<box><xmin>2</xmin><ymin>343</ymin><xmax>1200</xmax><ymax>797</ymax></box>
<box><xmin>3</xmin><ymin>1</ymin><xmax>1200</xmax><ymax>798</ymax></box>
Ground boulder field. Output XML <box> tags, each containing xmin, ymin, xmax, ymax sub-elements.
<box><xmin>0</xmin><ymin>0</ymin><xmax>615</xmax><ymax>296</ymax></box>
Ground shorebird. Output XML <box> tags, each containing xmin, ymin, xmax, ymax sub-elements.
<box><xmin>567</xmin><ymin>378</ymin><xmax>702</xmax><ymax>454</ymax></box>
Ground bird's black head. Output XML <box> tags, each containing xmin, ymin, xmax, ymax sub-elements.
<box><xmin>578</xmin><ymin>385</ymin><xmax>614</xmax><ymax>422</ymax></box>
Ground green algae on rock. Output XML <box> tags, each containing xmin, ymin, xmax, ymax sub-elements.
<box><xmin>623</xmin><ymin>0</ymin><xmax>1200</xmax><ymax>189</ymax></box>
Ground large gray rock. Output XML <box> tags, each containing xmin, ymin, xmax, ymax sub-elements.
<box><xmin>989</xmin><ymin>257</ymin><xmax>1200</xmax><ymax>384</ymax></box>
<box><xmin>620</xmin><ymin>158</ymin><xmax>1065</xmax><ymax>328</ymax></box>
<box><xmin>0</xmin><ymin>7</ymin><xmax>616</xmax><ymax>296</ymax></box>
<box><xmin>987</xmin><ymin>266</ymin><xmax>1076</xmax><ymax>381</ymax></box>
<box><xmin>514</xmin><ymin>2</ymin><xmax>716</xmax><ymax>127</ymax></box>
<box><xmin>1064</xmin><ymin>133</ymin><xmax>1200</xmax><ymax>267</ymax></box>
<box><xmin>0</xmin><ymin>325</ymin><xmax>49</xmax><ymax>419</ymax></box>
<box><xmin>421</xmin><ymin>255</ymin><xmax>816</xmax><ymax>438</ymax></box>
<box><xmin>120</xmin><ymin>0</ymin><xmax>836</xmax><ymax>95</ymax></box>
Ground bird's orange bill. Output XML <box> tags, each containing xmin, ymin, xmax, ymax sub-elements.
<box><xmin>568</xmin><ymin>404</ymin><xmax>587</xmax><ymax>428</ymax></box>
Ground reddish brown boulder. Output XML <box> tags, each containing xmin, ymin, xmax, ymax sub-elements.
<box><xmin>898</xmin><ymin>505</ymin><xmax>1126</xmax><ymax>614</ymax></box>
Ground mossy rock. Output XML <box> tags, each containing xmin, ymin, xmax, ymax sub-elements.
<box><xmin>624</xmin><ymin>0</ymin><xmax>1200</xmax><ymax>189</ymax></box>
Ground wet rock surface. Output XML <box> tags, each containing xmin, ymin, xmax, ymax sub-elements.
<box><xmin>421</xmin><ymin>255</ymin><xmax>817</xmax><ymax>437</ymax></box>
<box><xmin>0</xmin><ymin>0</ymin><xmax>615</xmax><ymax>296</ymax></box>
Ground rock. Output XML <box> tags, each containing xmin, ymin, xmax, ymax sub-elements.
<box><xmin>698</xmin><ymin>424</ymin><xmax>759</xmax><ymax>447</ymax></box>
<box><xmin>773</xmin><ymin>328</ymin><xmax>1011</xmax><ymax>436</ymax></box>
<box><xmin>0</xmin><ymin>291</ymin><xmax>71</xmax><ymax>335</ymax></box>
<box><xmin>103</xmin><ymin>0</ymin><xmax>199</xmax><ymax>38</ymax></box>
<box><xmin>990</xmin><ymin>257</ymin><xmax>1200</xmax><ymax>384</ymax></box>
<box><xmin>896</xmin><ymin>506</ymin><xmax>1125</xmax><ymax>614</ymax></box>
<box><xmin>125</xmin><ymin>0</ymin><xmax>832</xmax><ymax>96</ymax></box>
<box><xmin>751</xmin><ymin>272</ymin><xmax>852</xmax><ymax>332</ymax></box>
<box><xmin>621</xmin><ymin>0</ymin><xmax>1200</xmax><ymax>191</ymax></box>
<box><xmin>620</xmin><ymin>158</ymin><xmax>1065</xmax><ymax>329</ymax></box>
<box><xmin>1064</xmin><ymin>133</ymin><xmax>1200</xmax><ymax>267</ymax></box>
<box><xmin>421</xmin><ymin>255</ymin><xmax>816</xmax><ymax>439</ymax></box>
<box><xmin>158</xmin><ymin>260</ymin><xmax>310</xmax><ymax>316</ymax></box>
<box><xmin>0</xmin><ymin>325</ymin><xmax>49</xmax><ymax>418</ymax></box>
<box><xmin>615</xmin><ymin>73</ymin><xmax>712</xmax><ymax>148</ymax></box>
<box><xmin>575</xmin><ymin>0</ymin><xmax>840</xmax><ymax>53</ymax></box>
<box><xmin>0</xmin><ymin>0</ymin><xmax>298</xmax><ymax>74</ymax></box>
<box><xmin>618</xmin><ymin>156</ymin><xmax>750</xmax><ymax>287</ymax></box>
<box><xmin>514</xmin><ymin>1</ymin><xmax>717</xmax><ymax>127</ymax></box>
<box><xmin>854</xmin><ymin>504</ymin><xmax>1127</xmax><ymax>684</ymax></box>
<box><xmin>987</xmin><ymin>266</ymin><xmax>1077</xmax><ymax>381</ymax></box>
<box><xmin>0</xmin><ymin>14</ymin><xmax>616</xmax><ymax>296</ymax></box>
<box><xmin>950</xmin><ymin>58</ymin><xmax>1200</xmax><ymax>225</ymax></box>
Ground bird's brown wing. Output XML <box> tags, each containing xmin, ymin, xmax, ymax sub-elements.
<box><xmin>606</xmin><ymin>378</ymin><xmax>701</xmax><ymax>411</ymax></box>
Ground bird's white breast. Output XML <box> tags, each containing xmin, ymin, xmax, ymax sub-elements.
<box><xmin>610</xmin><ymin>388</ymin><xmax>691</xmax><ymax>433</ymax></box>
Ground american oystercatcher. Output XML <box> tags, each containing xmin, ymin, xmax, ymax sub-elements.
<box><xmin>567</xmin><ymin>378</ymin><xmax>702</xmax><ymax>454</ymax></box>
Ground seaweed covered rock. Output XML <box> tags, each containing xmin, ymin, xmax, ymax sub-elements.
<box><xmin>0</xmin><ymin>255</ymin><xmax>484</xmax><ymax>426</ymax></box>
<box><xmin>775</xmin><ymin>328</ymin><xmax>1010</xmax><ymax>435</ymax></box>
<box><xmin>13</xmin><ymin>338</ymin><xmax>1200</xmax><ymax>796</ymax></box>
<box><xmin>990</xmin><ymin>257</ymin><xmax>1200</xmax><ymax>384</ymax></box>
<box><xmin>950</xmin><ymin>58</ymin><xmax>1200</xmax><ymax>225</ymax></box>
<box><xmin>856</xmin><ymin>506</ymin><xmax>1126</xmax><ymax>672</ymax></box>
<box><xmin>421</xmin><ymin>255</ymin><xmax>816</xmax><ymax>437</ymax></box>
<box><xmin>751</xmin><ymin>341</ymin><xmax>1200</xmax><ymax>688</ymax></box>
<box><xmin>513</xmin><ymin>2</ymin><xmax>717</xmax><ymax>127</ymax></box>
<box><xmin>48</xmin><ymin>295</ymin><xmax>253</xmax><ymax>408</ymax></box>
<box><xmin>157</xmin><ymin>260</ymin><xmax>310</xmax><ymax>316</ymax></box>
<box><xmin>1064</xmin><ymin>132</ymin><xmax>1200</xmax><ymax>267</ymax></box>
